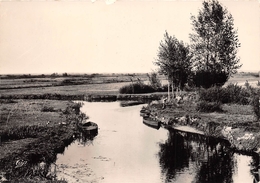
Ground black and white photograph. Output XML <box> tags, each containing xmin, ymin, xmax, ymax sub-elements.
<box><xmin>0</xmin><ymin>0</ymin><xmax>260</xmax><ymax>182</ymax></box>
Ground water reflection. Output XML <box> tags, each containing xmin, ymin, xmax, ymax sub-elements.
<box><xmin>55</xmin><ymin>102</ymin><xmax>257</xmax><ymax>183</ymax></box>
<box><xmin>158</xmin><ymin>128</ymin><xmax>256</xmax><ymax>183</ymax></box>
<box><xmin>76</xmin><ymin>129</ymin><xmax>98</xmax><ymax>146</ymax></box>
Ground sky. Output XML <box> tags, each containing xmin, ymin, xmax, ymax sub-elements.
<box><xmin>0</xmin><ymin>0</ymin><xmax>259</xmax><ymax>74</ymax></box>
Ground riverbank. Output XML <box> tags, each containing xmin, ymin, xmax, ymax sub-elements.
<box><xmin>0</xmin><ymin>92</ymin><xmax>167</xmax><ymax>102</ymax></box>
<box><xmin>0</xmin><ymin>72</ymin><xmax>259</xmax><ymax>181</ymax></box>
<box><xmin>143</xmin><ymin>98</ymin><xmax>260</xmax><ymax>154</ymax></box>
<box><xmin>0</xmin><ymin>99</ymin><xmax>86</xmax><ymax>182</ymax></box>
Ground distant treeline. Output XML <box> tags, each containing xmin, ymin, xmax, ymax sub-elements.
<box><xmin>0</xmin><ymin>72</ymin><xmax>155</xmax><ymax>80</ymax></box>
<box><xmin>0</xmin><ymin>73</ymin><xmax>98</xmax><ymax>79</ymax></box>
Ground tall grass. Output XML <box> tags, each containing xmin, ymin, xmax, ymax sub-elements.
<box><xmin>0</xmin><ymin>125</ymin><xmax>50</xmax><ymax>142</ymax></box>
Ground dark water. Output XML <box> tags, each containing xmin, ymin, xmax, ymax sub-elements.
<box><xmin>55</xmin><ymin>102</ymin><xmax>257</xmax><ymax>183</ymax></box>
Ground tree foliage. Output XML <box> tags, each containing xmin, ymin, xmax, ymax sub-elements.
<box><xmin>147</xmin><ymin>72</ymin><xmax>162</xmax><ymax>90</ymax></box>
<box><xmin>190</xmin><ymin>0</ymin><xmax>241</xmax><ymax>87</ymax></box>
<box><xmin>155</xmin><ymin>31</ymin><xmax>192</xmax><ymax>90</ymax></box>
<box><xmin>192</xmin><ymin>70</ymin><xmax>228</xmax><ymax>88</ymax></box>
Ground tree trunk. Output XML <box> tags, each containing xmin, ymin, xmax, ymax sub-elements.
<box><xmin>171</xmin><ymin>81</ymin><xmax>174</xmax><ymax>98</ymax></box>
<box><xmin>167</xmin><ymin>79</ymin><xmax>170</xmax><ymax>101</ymax></box>
<box><xmin>179</xmin><ymin>82</ymin><xmax>181</xmax><ymax>96</ymax></box>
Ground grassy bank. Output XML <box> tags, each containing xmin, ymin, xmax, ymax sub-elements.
<box><xmin>0</xmin><ymin>72</ymin><xmax>259</xmax><ymax>181</ymax></box>
<box><xmin>0</xmin><ymin>92</ymin><xmax>168</xmax><ymax>103</ymax></box>
<box><xmin>0</xmin><ymin>99</ymin><xmax>85</xmax><ymax>182</ymax></box>
<box><xmin>144</xmin><ymin>94</ymin><xmax>260</xmax><ymax>153</ymax></box>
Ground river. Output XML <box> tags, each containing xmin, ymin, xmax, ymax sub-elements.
<box><xmin>55</xmin><ymin>101</ymin><xmax>258</xmax><ymax>183</ymax></box>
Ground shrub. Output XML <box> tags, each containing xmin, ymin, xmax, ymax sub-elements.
<box><xmin>60</xmin><ymin>79</ymin><xmax>73</xmax><ymax>85</ymax></box>
<box><xmin>198</xmin><ymin>84</ymin><xmax>250</xmax><ymax>105</ymax></box>
<box><xmin>198</xmin><ymin>86</ymin><xmax>223</xmax><ymax>102</ymax></box>
<box><xmin>251</xmin><ymin>95</ymin><xmax>260</xmax><ymax>121</ymax></box>
<box><xmin>41</xmin><ymin>106</ymin><xmax>56</xmax><ymax>112</ymax></box>
<box><xmin>223</xmin><ymin>83</ymin><xmax>250</xmax><ymax>104</ymax></box>
<box><xmin>62</xmin><ymin>72</ymin><xmax>68</xmax><ymax>77</ymax></box>
<box><xmin>119</xmin><ymin>83</ymin><xmax>155</xmax><ymax>94</ymax></box>
<box><xmin>196</xmin><ymin>101</ymin><xmax>223</xmax><ymax>113</ymax></box>
<box><xmin>249</xmin><ymin>87</ymin><xmax>260</xmax><ymax>121</ymax></box>
<box><xmin>71</xmin><ymin>102</ymin><xmax>84</xmax><ymax>115</ymax></box>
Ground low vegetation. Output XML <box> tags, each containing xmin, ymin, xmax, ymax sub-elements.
<box><xmin>198</xmin><ymin>83</ymin><xmax>251</xmax><ymax>105</ymax></box>
<box><xmin>196</xmin><ymin>101</ymin><xmax>223</xmax><ymax>113</ymax></box>
<box><xmin>119</xmin><ymin>72</ymin><xmax>167</xmax><ymax>94</ymax></box>
<box><xmin>197</xmin><ymin>82</ymin><xmax>260</xmax><ymax>120</ymax></box>
<box><xmin>0</xmin><ymin>71</ymin><xmax>259</xmax><ymax>181</ymax></box>
<box><xmin>0</xmin><ymin>99</ymin><xmax>86</xmax><ymax>182</ymax></box>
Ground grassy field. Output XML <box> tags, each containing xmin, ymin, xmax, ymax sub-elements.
<box><xmin>0</xmin><ymin>73</ymin><xmax>153</xmax><ymax>89</ymax></box>
<box><xmin>0</xmin><ymin>72</ymin><xmax>259</xmax><ymax>97</ymax></box>
<box><xmin>0</xmin><ymin>73</ymin><xmax>151</xmax><ymax>96</ymax></box>
<box><xmin>0</xmin><ymin>82</ymin><xmax>129</xmax><ymax>96</ymax></box>
<box><xmin>0</xmin><ymin>99</ymin><xmax>82</xmax><ymax>181</ymax></box>
<box><xmin>0</xmin><ymin>99</ymin><xmax>70</xmax><ymax>128</ymax></box>
<box><xmin>0</xmin><ymin>71</ymin><xmax>259</xmax><ymax>181</ymax></box>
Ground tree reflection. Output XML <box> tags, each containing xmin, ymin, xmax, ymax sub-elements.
<box><xmin>158</xmin><ymin>129</ymin><xmax>235</xmax><ymax>183</ymax></box>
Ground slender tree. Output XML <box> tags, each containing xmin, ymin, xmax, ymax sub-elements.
<box><xmin>190</xmin><ymin>0</ymin><xmax>241</xmax><ymax>87</ymax></box>
<box><xmin>155</xmin><ymin>31</ymin><xmax>192</xmax><ymax>99</ymax></box>
<box><xmin>147</xmin><ymin>72</ymin><xmax>162</xmax><ymax>90</ymax></box>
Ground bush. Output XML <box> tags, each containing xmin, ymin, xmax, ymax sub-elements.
<box><xmin>41</xmin><ymin>106</ymin><xmax>56</xmax><ymax>112</ymax></box>
<box><xmin>251</xmin><ymin>95</ymin><xmax>260</xmax><ymax>121</ymax></box>
<box><xmin>198</xmin><ymin>86</ymin><xmax>223</xmax><ymax>103</ymax></box>
<box><xmin>119</xmin><ymin>83</ymin><xmax>155</xmax><ymax>94</ymax></box>
<box><xmin>198</xmin><ymin>84</ymin><xmax>250</xmax><ymax>105</ymax></box>
<box><xmin>223</xmin><ymin>83</ymin><xmax>250</xmax><ymax>104</ymax></box>
<box><xmin>60</xmin><ymin>79</ymin><xmax>73</xmax><ymax>85</ymax></box>
<box><xmin>249</xmin><ymin>87</ymin><xmax>260</xmax><ymax>121</ymax></box>
<box><xmin>196</xmin><ymin>101</ymin><xmax>223</xmax><ymax>112</ymax></box>
<box><xmin>62</xmin><ymin>72</ymin><xmax>68</xmax><ymax>77</ymax></box>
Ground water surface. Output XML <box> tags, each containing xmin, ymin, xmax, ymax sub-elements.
<box><xmin>55</xmin><ymin>102</ymin><xmax>257</xmax><ymax>183</ymax></box>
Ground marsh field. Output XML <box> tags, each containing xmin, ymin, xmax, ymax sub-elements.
<box><xmin>0</xmin><ymin>72</ymin><xmax>259</xmax><ymax>96</ymax></box>
<box><xmin>0</xmin><ymin>73</ymin><xmax>158</xmax><ymax>96</ymax></box>
<box><xmin>0</xmin><ymin>71</ymin><xmax>260</xmax><ymax>182</ymax></box>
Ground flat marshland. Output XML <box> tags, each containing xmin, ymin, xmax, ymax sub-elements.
<box><xmin>0</xmin><ymin>73</ymin><xmax>155</xmax><ymax>181</ymax></box>
<box><xmin>0</xmin><ymin>73</ymin><xmax>149</xmax><ymax>95</ymax></box>
<box><xmin>0</xmin><ymin>72</ymin><xmax>259</xmax><ymax>182</ymax></box>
